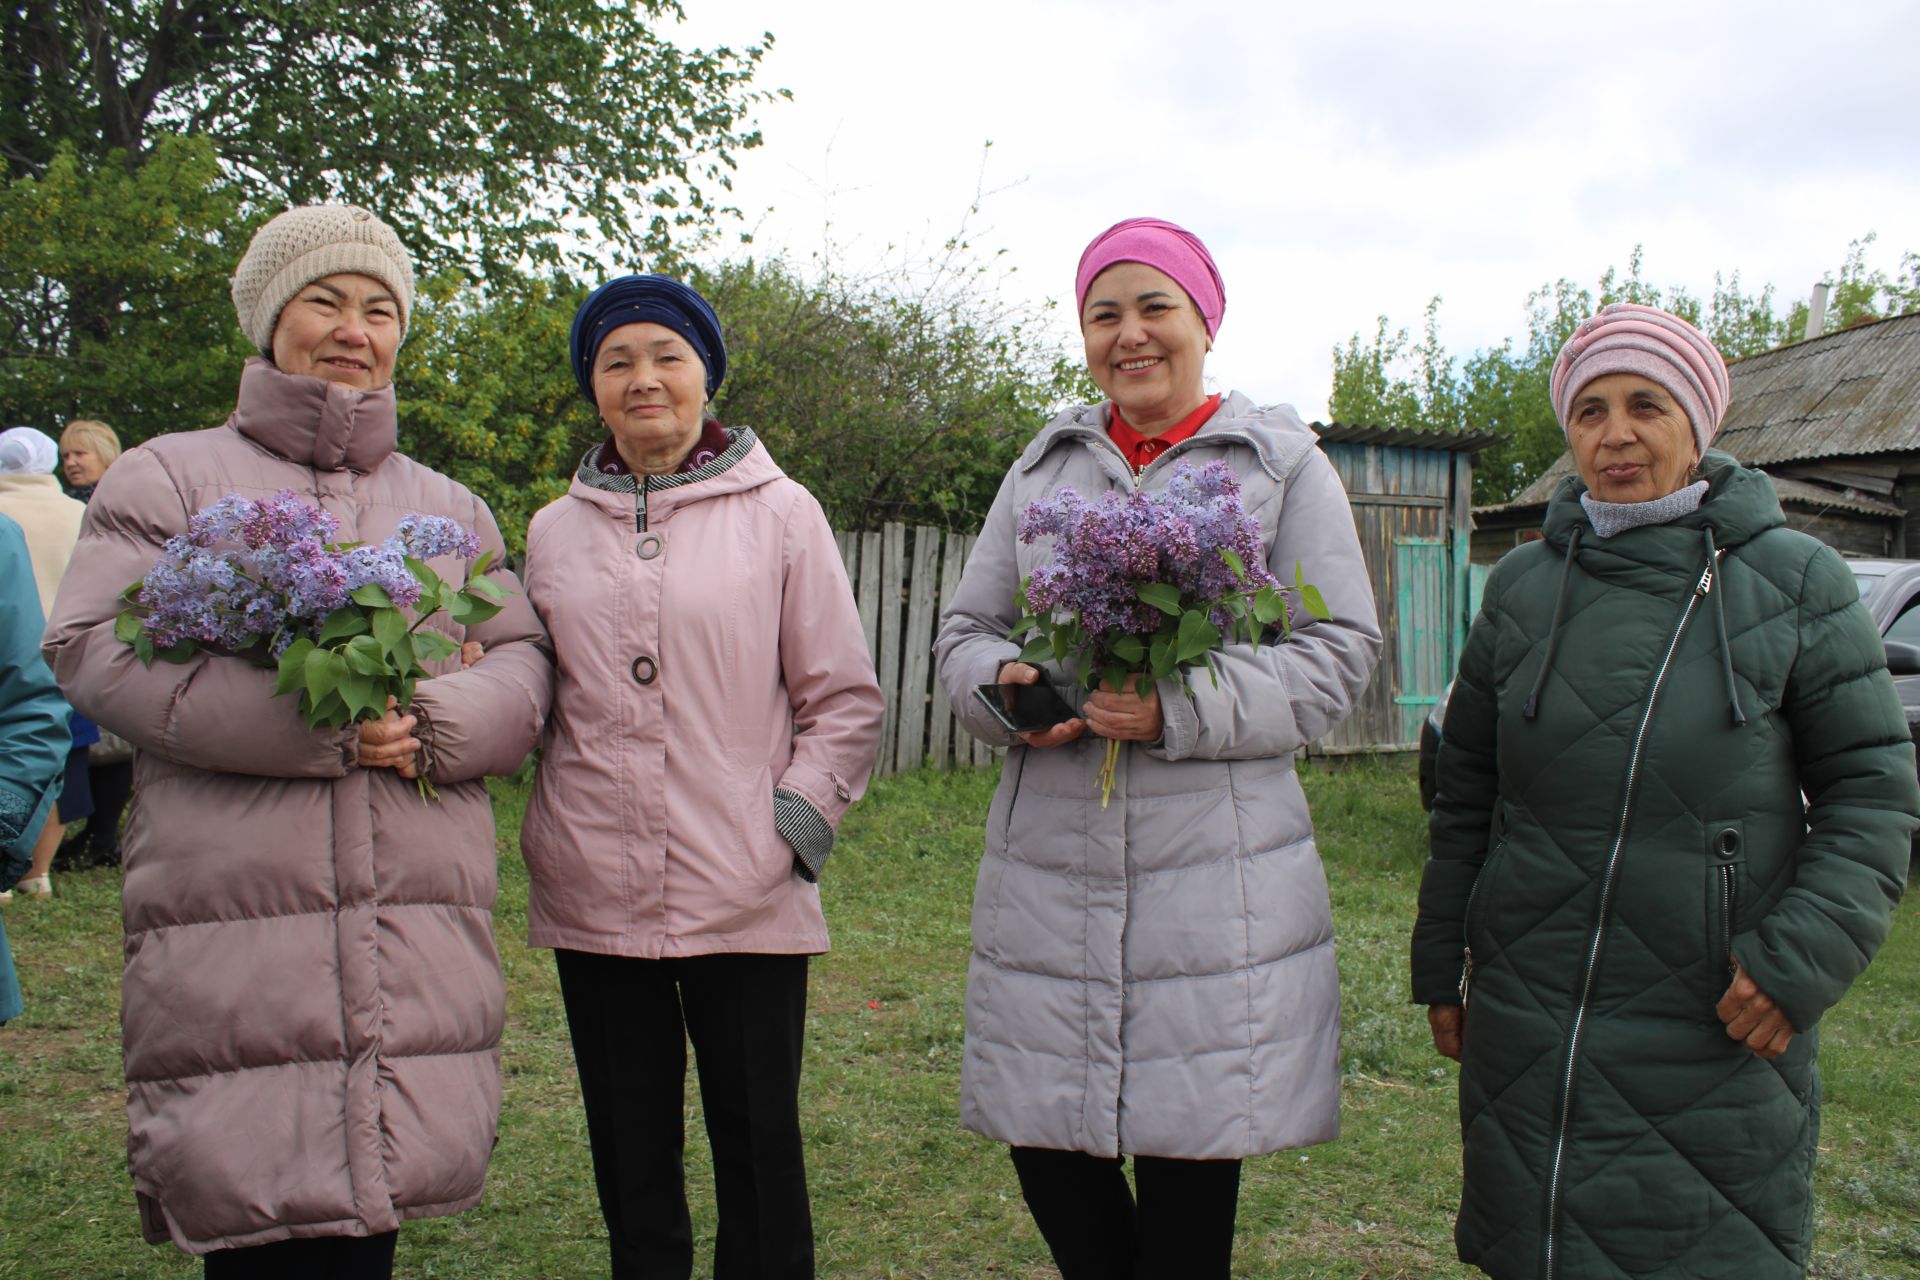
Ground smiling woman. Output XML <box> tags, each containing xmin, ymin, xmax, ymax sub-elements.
<box><xmin>41</xmin><ymin>203</ymin><xmax>554</xmax><ymax>1279</ymax></box>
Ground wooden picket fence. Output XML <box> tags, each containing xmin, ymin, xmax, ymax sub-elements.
<box><xmin>833</xmin><ymin>524</ymin><xmax>1000</xmax><ymax>776</ymax></box>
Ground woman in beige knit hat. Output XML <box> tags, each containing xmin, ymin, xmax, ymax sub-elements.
<box><xmin>43</xmin><ymin>205</ymin><xmax>553</xmax><ymax>1279</ymax></box>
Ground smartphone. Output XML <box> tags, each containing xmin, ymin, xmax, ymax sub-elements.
<box><xmin>974</xmin><ymin>681</ymin><xmax>1079</xmax><ymax>734</ymax></box>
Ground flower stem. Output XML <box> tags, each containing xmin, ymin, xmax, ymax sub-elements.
<box><xmin>1098</xmin><ymin>739</ymin><xmax>1119</xmax><ymax>809</ymax></box>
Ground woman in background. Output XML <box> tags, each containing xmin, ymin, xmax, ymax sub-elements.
<box><xmin>57</xmin><ymin>418</ymin><xmax>132</xmax><ymax>869</ymax></box>
<box><xmin>0</xmin><ymin>426</ymin><xmax>87</xmax><ymax>901</ymax></box>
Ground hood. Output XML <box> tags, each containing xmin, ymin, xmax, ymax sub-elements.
<box><xmin>1016</xmin><ymin>390</ymin><xmax>1322</xmax><ymax>485</ymax></box>
<box><xmin>230</xmin><ymin>356</ymin><xmax>399</xmax><ymax>474</ymax></box>
<box><xmin>563</xmin><ymin>426</ymin><xmax>787</xmax><ymax>522</ymax></box>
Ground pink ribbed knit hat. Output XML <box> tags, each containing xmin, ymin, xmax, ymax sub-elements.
<box><xmin>1550</xmin><ymin>302</ymin><xmax>1731</xmax><ymax>456</ymax></box>
<box><xmin>1074</xmin><ymin>217</ymin><xmax>1226</xmax><ymax>338</ymax></box>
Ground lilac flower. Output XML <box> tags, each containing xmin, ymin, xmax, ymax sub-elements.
<box><xmin>395</xmin><ymin>514</ymin><xmax>481</xmax><ymax>562</ymax></box>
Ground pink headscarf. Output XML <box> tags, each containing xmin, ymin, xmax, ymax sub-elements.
<box><xmin>1074</xmin><ymin>217</ymin><xmax>1226</xmax><ymax>339</ymax></box>
<box><xmin>1549</xmin><ymin>303</ymin><xmax>1731</xmax><ymax>457</ymax></box>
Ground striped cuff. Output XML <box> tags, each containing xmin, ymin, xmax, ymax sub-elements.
<box><xmin>773</xmin><ymin>788</ymin><xmax>835</xmax><ymax>883</ymax></box>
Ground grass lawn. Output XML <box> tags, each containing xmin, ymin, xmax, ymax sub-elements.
<box><xmin>2</xmin><ymin>755</ymin><xmax>1916</xmax><ymax>1277</ymax></box>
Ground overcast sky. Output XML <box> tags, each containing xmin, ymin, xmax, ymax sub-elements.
<box><xmin>675</xmin><ymin>0</ymin><xmax>1920</xmax><ymax>422</ymax></box>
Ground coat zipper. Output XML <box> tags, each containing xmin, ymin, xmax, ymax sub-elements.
<box><xmin>1717</xmin><ymin>864</ymin><xmax>1738</xmax><ymax>978</ymax></box>
<box><xmin>1542</xmin><ymin>557</ymin><xmax>1712</xmax><ymax>1278</ymax></box>
<box><xmin>634</xmin><ymin>475</ymin><xmax>650</xmax><ymax>532</ymax></box>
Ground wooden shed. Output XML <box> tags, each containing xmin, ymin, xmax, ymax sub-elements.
<box><xmin>1311</xmin><ymin>423</ymin><xmax>1502</xmax><ymax>754</ymax></box>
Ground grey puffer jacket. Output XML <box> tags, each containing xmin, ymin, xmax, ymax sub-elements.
<box><xmin>934</xmin><ymin>392</ymin><xmax>1382</xmax><ymax>1159</ymax></box>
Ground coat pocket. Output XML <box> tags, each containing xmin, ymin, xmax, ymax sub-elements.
<box><xmin>1705</xmin><ymin>819</ymin><xmax>1745</xmax><ymax>982</ymax></box>
<box><xmin>1463</xmin><ymin>840</ymin><xmax>1509</xmax><ymax>952</ymax></box>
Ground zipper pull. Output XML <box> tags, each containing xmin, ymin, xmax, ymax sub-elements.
<box><xmin>1459</xmin><ymin>946</ymin><xmax>1475</xmax><ymax>1009</ymax></box>
<box><xmin>1696</xmin><ymin>563</ymin><xmax>1713</xmax><ymax>596</ymax></box>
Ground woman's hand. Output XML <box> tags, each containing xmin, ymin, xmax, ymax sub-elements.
<box><xmin>358</xmin><ymin>696</ymin><xmax>421</xmax><ymax>778</ymax></box>
<box><xmin>1717</xmin><ymin>960</ymin><xmax>1797</xmax><ymax>1059</ymax></box>
<box><xmin>1428</xmin><ymin>1004</ymin><xmax>1464</xmax><ymax>1061</ymax></box>
<box><xmin>460</xmin><ymin>640</ymin><xmax>484</xmax><ymax>668</ymax></box>
<box><xmin>998</xmin><ymin>662</ymin><xmax>1085</xmax><ymax>749</ymax></box>
<box><xmin>1084</xmin><ymin>674</ymin><xmax>1162</xmax><ymax>743</ymax></box>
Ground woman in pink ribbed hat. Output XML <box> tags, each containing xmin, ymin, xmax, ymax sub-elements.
<box><xmin>936</xmin><ymin>219</ymin><xmax>1383</xmax><ymax>1276</ymax></box>
<box><xmin>1412</xmin><ymin>303</ymin><xmax>1918</xmax><ymax>1277</ymax></box>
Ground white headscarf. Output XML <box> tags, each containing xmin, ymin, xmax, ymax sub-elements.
<box><xmin>0</xmin><ymin>427</ymin><xmax>59</xmax><ymax>475</ymax></box>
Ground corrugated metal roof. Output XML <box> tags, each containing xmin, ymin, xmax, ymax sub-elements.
<box><xmin>1311</xmin><ymin>421</ymin><xmax>1507</xmax><ymax>452</ymax></box>
<box><xmin>1476</xmin><ymin>462</ymin><xmax>1906</xmax><ymax>519</ymax></box>
<box><xmin>1474</xmin><ymin>310</ymin><xmax>1920</xmax><ymax>515</ymax></box>
<box><xmin>1719</xmin><ymin>311</ymin><xmax>1920</xmax><ymax>463</ymax></box>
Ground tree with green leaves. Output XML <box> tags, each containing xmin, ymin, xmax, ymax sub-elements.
<box><xmin>1329</xmin><ymin>240</ymin><xmax>1920</xmax><ymax>503</ymax></box>
<box><xmin>2</xmin><ymin>1</ymin><xmax>781</xmax><ymax>278</ymax></box>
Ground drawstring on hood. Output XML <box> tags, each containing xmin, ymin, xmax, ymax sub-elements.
<box><xmin>1704</xmin><ymin>526</ymin><xmax>1747</xmax><ymax>726</ymax></box>
<box><xmin>1523</xmin><ymin>526</ymin><xmax>1582</xmax><ymax>721</ymax></box>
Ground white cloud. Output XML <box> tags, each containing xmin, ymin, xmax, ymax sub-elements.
<box><xmin>674</xmin><ymin>0</ymin><xmax>1920</xmax><ymax>420</ymax></box>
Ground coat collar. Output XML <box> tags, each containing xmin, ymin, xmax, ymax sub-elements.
<box><xmin>230</xmin><ymin>356</ymin><xmax>398</xmax><ymax>474</ymax></box>
<box><xmin>1015</xmin><ymin>389</ymin><xmax>1320</xmax><ymax>485</ymax></box>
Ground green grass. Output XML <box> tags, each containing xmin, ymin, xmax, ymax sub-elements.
<box><xmin>2</xmin><ymin>757</ymin><xmax>1916</xmax><ymax>1277</ymax></box>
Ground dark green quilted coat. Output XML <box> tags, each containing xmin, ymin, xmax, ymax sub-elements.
<box><xmin>1411</xmin><ymin>454</ymin><xmax>1917</xmax><ymax>1279</ymax></box>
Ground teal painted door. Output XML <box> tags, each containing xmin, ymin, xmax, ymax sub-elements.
<box><xmin>1394</xmin><ymin>538</ymin><xmax>1451</xmax><ymax>741</ymax></box>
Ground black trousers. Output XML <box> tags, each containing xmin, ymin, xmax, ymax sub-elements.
<box><xmin>202</xmin><ymin>1230</ymin><xmax>397</xmax><ymax>1279</ymax></box>
<box><xmin>1009</xmin><ymin>1145</ymin><xmax>1242</xmax><ymax>1280</ymax></box>
<box><xmin>555</xmin><ymin>948</ymin><xmax>813</xmax><ymax>1280</ymax></box>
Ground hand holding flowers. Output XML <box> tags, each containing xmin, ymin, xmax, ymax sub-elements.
<box><xmin>114</xmin><ymin>490</ymin><xmax>510</xmax><ymax>798</ymax></box>
<box><xmin>1008</xmin><ymin>460</ymin><xmax>1330</xmax><ymax>804</ymax></box>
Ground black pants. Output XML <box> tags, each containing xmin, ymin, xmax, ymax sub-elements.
<box><xmin>555</xmin><ymin>948</ymin><xmax>813</xmax><ymax>1280</ymax></box>
<box><xmin>202</xmin><ymin>1230</ymin><xmax>397</xmax><ymax>1279</ymax></box>
<box><xmin>1009</xmin><ymin>1145</ymin><xmax>1242</xmax><ymax>1280</ymax></box>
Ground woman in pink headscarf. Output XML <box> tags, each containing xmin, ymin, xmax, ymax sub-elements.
<box><xmin>934</xmin><ymin>218</ymin><xmax>1382</xmax><ymax>1277</ymax></box>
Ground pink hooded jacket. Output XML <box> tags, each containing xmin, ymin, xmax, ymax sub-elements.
<box><xmin>519</xmin><ymin>430</ymin><xmax>881</xmax><ymax>956</ymax></box>
<box><xmin>41</xmin><ymin>358</ymin><xmax>552</xmax><ymax>1254</ymax></box>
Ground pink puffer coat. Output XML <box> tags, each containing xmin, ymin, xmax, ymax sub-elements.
<box><xmin>42</xmin><ymin>358</ymin><xmax>552</xmax><ymax>1254</ymax></box>
<box><xmin>519</xmin><ymin>430</ymin><xmax>881</xmax><ymax>957</ymax></box>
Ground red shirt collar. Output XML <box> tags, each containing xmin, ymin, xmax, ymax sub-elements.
<box><xmin>597</xmin><ymin>418</ymin><xmax>731</xmax><ymax>476</ymax></box>
<box><xmin>1108</xmin><ymin>394</ymin><xmax>1221</xmax><ymax>474</ymax></box>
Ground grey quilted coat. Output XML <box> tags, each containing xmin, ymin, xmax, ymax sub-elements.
<box><xmin>1411</xmin><ymin>454</ymin><xmax>1918</xmax><ymax>1278</ymax></box>
<box><xmin>934</xmin><ymin>393</ymin><xmax>1382</xmax><ymax>1159</ymax></box>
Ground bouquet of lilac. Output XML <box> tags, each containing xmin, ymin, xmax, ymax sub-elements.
<box><xmin>1010</xmin><ymin>460</ymin><xmax>1330</xmax><ymax>805</ymax></box>
<box><xmin>115</xmin><ymin>490</ymin><xmax>508</xmax><ymax>791</ymax></box>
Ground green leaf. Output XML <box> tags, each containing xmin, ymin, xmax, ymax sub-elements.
<box><xmin>1220</xmin><ymin>547</ymin><xmax>1247</xmax><ymax>582</ymax></box>
<box><xmin>412</xmin><ymin>630</ymin><xmax>459</xmax><ymax>662</ymax></box>
<box><xmin>343</xmin><ymin>635</ymin><xmax>391</xmax><ymax>677</ymax></box>
<box><xmin>1102</xmin><ymin>663</ymin><xmax>1128</xmax><ymax>695</ymax></box>
<box><xmin>466</xmin><ymin>575</ymin><xmax>507</xmax><ymax>603</ymax></box>
<box><xmin>114</xmin><ymin>610</ymin><xmax>142</xmax><ymax>644</ymax></box>
<box><xmin>1109</xmin><ymin>634</ymin><xmax>1145</xmax><ymax>664</ymax></box>
<box><xmin>1017</xmin><ymin>636</ymin><xmax>1054</xmax><ymax>665</ymax></box>
<box><xmin>449</xmin><ymin>593</ymin><xmax>503</xmax><ymax>627</ymax></box>
<box><xmin>304</xmin><ymin>646</ymin><xmax>348</xmax><ymax>707</ymax></box>
<box><xmin>1149</xmin><ymin>632</ymin><xmax>1175</xmax><ymax>679</ymax></box>
<box><xmin>1175</xmin><ymin>610</ymin><xmax>1220</xmax><ymax>664</ymax></box>
<box><xmin>338</xmin><ymin>670</ymin><xmax>380</xmax><ymax>721</ymax></box>
<box><xmin>133</xmin><ymin>632</ymin><xmax>155</xmax><ymax>666</ymax></box>
<box><xmin>469</xmin><ymin>548</ymin><xmax>497</xmax><ymax>579</ymax></box>
<box><xmin>1253</xmin><ymin>587</ymin><xmax>1289</xmax><ymax>625</ymax></box>
<box><xmin>276</xmin><ymin>638</ymin><xmax>315</xmax><ymax>695</ymax></box>
<box><xmin>1300</xmin><ymin>584</ymin><xmax>1331</xmax><ymax>620</ymax></box>
<box><xmin>316</xmin><ymin>607</ymin><xmax>369</xmax><ymax>645</ymax></box>
<box><xmin>351</xmin><ymin>582</ymin><xmax>393</xmax><ymax>609</ymax></box>
<box><xmin>372</xmin><ymin>606</ymin><xmax>408</xmax><ymax>655</ymax></box>
<box><xmin>1294</xmin><ymin>560</ymin><xmax>1307</xmax><ymax>594</ymax></box>
<box><xmin>156</xmin><ymin>641</ymin><xmax>197</xmax><ymax>664</ymax></box>
<box><xmin>1135</xmin><ymin>582</ymin><xmax>1182</xmax><ymax>616</ymax></box>
<box><xmin>405</xmin><ymin>555</ymin><xmax>441</xmax><ymax>593</ymax></box>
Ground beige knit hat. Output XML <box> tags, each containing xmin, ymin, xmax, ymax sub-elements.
<box><xmin>230</xmin><ymin>204</ymin><xmax>416</xmax><ymax>353</ymax></box>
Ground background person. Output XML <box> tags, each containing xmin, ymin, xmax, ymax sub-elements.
<box><xmin>1411</xmin><ymin>303</ymin><xmax>1919</xmax><ymax>1278</ymax></box>
<box><xmin>59</xmin><ymin>417</ymin><xmax>121</xmax><ymax>501</ymax></box>
<box><xmin>0</xmin><ymin>426</ymin><xmax>89</xmax><ymax>901</ymax></box>
<box><xmin>43</xmin><ymin>204</ymin><xmax>553</xmax><ymax>1278</ymax></box>
<box><xmin>518</xmin><ymin>273</ymin><xmax>883</xmax><ymax>1280</ymax></box>
<box><xmin>56</xmin><ymin>418</ymin><xmax>133</xmax><ymax>870</ymax></box>
<box><xmin>934</xmin><ymin>218</ymin><xmax>1382</xmax><ymax>1279</ymax></box>
<box><xmin>0</xmin><ymin>514</ymin><xmax>72</xmax><ymax>1021</ymax></box>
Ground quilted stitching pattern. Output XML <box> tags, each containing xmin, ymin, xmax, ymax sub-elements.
<box><xmin>1412</xmin><ymin>455</ymin><xmax>1916</xmax><ymax>1278</ymax></box>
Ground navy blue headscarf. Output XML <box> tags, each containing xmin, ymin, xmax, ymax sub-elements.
<box><xmin>570</xmin><ymin>274</ymin><xmax>727</xmax><ymax>403</ymax></box>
